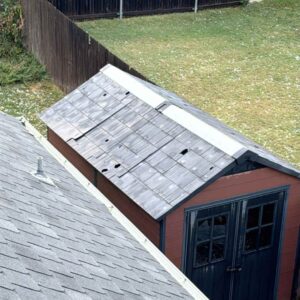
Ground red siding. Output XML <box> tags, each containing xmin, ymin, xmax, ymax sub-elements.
<box><xmin>48</xmin><ymin>128</ymin><xmax>160</xmax><ymax>247</ymax></box>
<box><xmin>165</xmin><ymin>167</ymin><xmax>300</xmax><ymax>300</ymax></box>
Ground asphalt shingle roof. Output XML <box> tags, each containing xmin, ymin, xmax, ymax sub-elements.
<box><xmin>41</xmin><ymin>64</ymin><xmax>300</xmax><ymax>220</ymax></box>
<box><xmin>0</xmin><ymin>112</ymin><xmax>197</xmax><ymax>300</ymax></box>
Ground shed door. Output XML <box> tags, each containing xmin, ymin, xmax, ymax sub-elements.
<box><xmin>185</xmin><ymin>191</ymin><xmax>285</xmax><ymax>300</ymax></box>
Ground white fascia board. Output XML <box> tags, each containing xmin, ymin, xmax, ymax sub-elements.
<box><xmin>101</xmin><ymin>64</ymin><xmax>165</xmax><ymax>108</ymax></box>
<box><xmin>163</xmin><ymin>105</ymin><xmax>245</xmax><ymax>157</ymax></box>
<box><xmin>21</xmin><ymin>117</ymin><xmax>208</xmax><ymax>300</ymax></box>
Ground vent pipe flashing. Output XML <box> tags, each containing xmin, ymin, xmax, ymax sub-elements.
<box><xmin>32</xmin><ymin>157</ymin><xmax>55</xmax><ymax>186</ymax></box>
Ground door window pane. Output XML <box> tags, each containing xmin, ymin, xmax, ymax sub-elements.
<box><xmin>262</xmin><ymin>203</ymin><xmax>275</xmax><ymax>225</ymax></box>
<box><xmin>194</xmin><ymin>214</ymin><xmax>228</xmax><ymax>266</ymax></box>
<box><xmin>197</xmin><ymin>218</ymin><xmax>211</xmax><ymax>241</ymax></box>
<box><xmin>212</xmin><ymin>238</ymin><xmax>225</xmax><ymax>261</ymax></box>
<box><xmin>247</xmin><ymin>207</ymin><xmax>260</xmax><ymax>229</ymax></box>
<box><xmin>195</xmin><ymin>242</ymin><xmax>210</xmax><ymax>265</ymax></box>
<box><xmin>259</xmin><ymin>226</ymin><xmax>273</xmax><ymax>248</ymax></box>
<box><xmin>245</xmin><ymin>229</ymin><xmax>258</xmax><ymax>252</ymax></box>
<box><xmin>213</xmin><ymin>215</ymin><xmax>227</xmax><ymax>237</ymax></box>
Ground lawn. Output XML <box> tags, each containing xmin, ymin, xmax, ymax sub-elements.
<box><xmin>78</xmin><ymin>0</ymin><xmax>300</xmax><ymax>168</ymax></box>
<box><xmin>0</xmin><ymin>81</ymin><xmax>63</xmax><ymax>134</ymax></box>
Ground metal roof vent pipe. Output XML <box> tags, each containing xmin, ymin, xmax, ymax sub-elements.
<box><xmin>32</xmin><ymin>157</ymin><xmax>55</xmax><ymax>186</ymax></box>
<box><xmin>36</xmin><ymin>157</ymin><xmax>45</xmax><ymax>176</ymax></box>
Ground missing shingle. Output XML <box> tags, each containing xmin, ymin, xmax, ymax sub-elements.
<box><xmin>102</xmin><ymin>168</ymin><xmax>108</xmax><ymax>173</ymax></box>
<box><xmin>209</xmin><ymin>166</ymin><xmax>214</xmax><ymax>170</ymax></box>
<box><xmin>114</xmin><ymin>164</ymin><xmax>121</xmax><ymax>169</ymax></box>
<box><xmin>125</xmin><ymin>91</ymin><xmax>130</xmax><ymax>95</ymax></box>
<box><xmin>103</xmin><ymin>93</ymin><xmax>107</xmax><ymax>97</ymax></box>
<box><xmin>105</xmin><ymin>139</ymin><xmax>109</xmax><ymax>142</ymax></box>
<box><xmin>180</xmin><ymin>149</ymin><xmax>189</xmax><ymax>155</ymax></box>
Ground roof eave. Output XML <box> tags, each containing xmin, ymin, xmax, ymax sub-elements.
<box><xmin>252</xmin><ymin>156</ymin><xmax>300</xmax><ymax>179</ymax></box>
<box><xmin>155</xmin><ymin>149</ymin><xmax>290</xmax><ymax>220</ymax></box>
<box><xmin>156</xmin><ymin>159</ymin><xmax>240</xmax><ymax>221</ymax></box>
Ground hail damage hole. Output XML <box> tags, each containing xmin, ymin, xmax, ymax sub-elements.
<box><xmin>114</xmin><ymin>164</ymin><xmax>121</xmax><ymax>169</ymax></box>
<box><xmin>180</xmin><ymin>149</ymin><xmax>189</xmax><ymax>155</ymax></box>
<box><xmin>102</xmin><ymin>168</ymin><xmax>108</xmax><ymax>173</ymax></box>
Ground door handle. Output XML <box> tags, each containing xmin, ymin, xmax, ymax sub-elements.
<box><xmin>226</xmin><ymin>266</ymin><xmax>236</xmax><ymax>272</ymax></box>
<box><xmin>226</xmin><ymin>266</ymin><xmax>242</xmax><ymax>272</ymax></box>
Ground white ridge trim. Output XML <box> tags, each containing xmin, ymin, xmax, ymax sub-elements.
<box><xmin>20</xmin><ymin>117</ymin><xmax>208</xmax><ymax>300</ymax></box>
<box><xmin>102</xmin><ymin>64</ymin><xmax>244</xmax><ymax>157</ymax></box>
<box><xmin>163</xmin><ymin>105</ymin><xmax>245</xmax><ymax>157</ymax></box>
<box><xmin>101</xmin><ymin>64</ymin><xmax>165</xmax><ymax>108</ymax></box>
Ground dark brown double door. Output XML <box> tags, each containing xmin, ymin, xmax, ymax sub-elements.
<box><xmin>184</xmin><ymin>190</ymin><xmax>286</xmax><ymax>300</ymax></box>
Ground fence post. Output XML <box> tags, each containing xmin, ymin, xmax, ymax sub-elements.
<box><xmin>120</xmin><ymin>0</ymin><xmax>123</xmax><ymax>19</ymax></box>
<box><xmin>194</xmin><ymin>0</ymin><xmax>198</xmax><ymax>13</ymax></box>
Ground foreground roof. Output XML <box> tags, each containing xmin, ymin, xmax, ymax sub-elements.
<box><xmin>0</xmin><ymin>112</ymin><xmax>205</xmax><ymax>300</ymax></box>
<box><xmin>41</xmin><ymin>64</ymin><xmax>300</xmax><ymax>220</ymax></box>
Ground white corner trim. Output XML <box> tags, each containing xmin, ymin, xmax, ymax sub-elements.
<box><xmin>101</xmin><ymin>64</ymin><xmax>165</xmax><ymax>108</ymax></box>
<box><xmin>163</xmin><ymin>105</ymin><xmax>245</xmax><ymax>157</ymax></box>
<box><xmin>21</xmin><ymin>117</ymin><xmax>208</xmax><ymax>300</ymax></box>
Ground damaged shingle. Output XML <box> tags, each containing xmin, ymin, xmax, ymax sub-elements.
<box><xmin>41</xmin><ymin>65</ymin><xmax>300</xmax><ymax>220</ymax></box>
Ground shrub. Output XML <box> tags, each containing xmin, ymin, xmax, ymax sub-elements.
<box><xmin>0</xmin><ymin>0</ymin><xmax>46</xmax><ymax>85</ymax></box>
<box><xmin>0</xmin><ymin>0</ymin><xmax>23</xmax><ymax>46</ymax></box>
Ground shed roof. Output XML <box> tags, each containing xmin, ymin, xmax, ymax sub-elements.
<box><xmin>0</xmin><ymin>112</ymin><xmax>205</xmax><ymax>300</ymax></box>
<box><xmin>41</xmin><ymin>64</ymin><xmax>300</xmax><ymax>220</ymax></box>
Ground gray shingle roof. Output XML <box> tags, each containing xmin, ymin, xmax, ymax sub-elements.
<box><xmin>41</xmin><ymin>64</ymin><xmax>300</xmax><ymax>220</ymax></box>
<box><xmin>0</xmin><ymin>112</ymin><xmax>201</xmax><ymax>300</ymax></box>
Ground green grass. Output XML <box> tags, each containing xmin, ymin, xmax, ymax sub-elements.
<box><xmin>0</xmin><ymin>35</ymin><xmax>63</xmax><ymax>133</ymax></box>
<box><xmin>0</xmin><ymin>81</ymin><xmax>63</xmax><ymax>134</ymax></box>
<box><xmin>0</xmin><ymin>32</ymin><xmax>47</xmax><ymax>84</ymax></box>
<box><xmin>79</xmin><ymin>0</ymin><xmax>300</xmax><ymax>168</ymax></box>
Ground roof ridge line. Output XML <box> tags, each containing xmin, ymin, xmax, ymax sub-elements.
<box><xmin>19</xmin><ymin>116</ymin><xmax>208</xmax><ymax>300</ymax></box>
<box><xmin>162</xmin><ymin>105</ymin><xmax>246</xmax><ymax>157</ymax></box>
<box><xmin>101</xmin><ymin>65</ymin><xmax>245</xmax><ymax>158</ymax></box>
<box><xmin>101</xmin><ymin>64</ymin><xmax>165</xmax><ymax>108</ymax></box>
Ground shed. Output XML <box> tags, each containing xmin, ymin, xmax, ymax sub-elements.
<box><xmin>0</xmin><ymin>112</ymin><xmax>205</xmax><ymax>300</ymax></box>
<box><xmin>41</xmin><ymin>64</ymin><xmax>300</xmax><ymax>300</ymax></box>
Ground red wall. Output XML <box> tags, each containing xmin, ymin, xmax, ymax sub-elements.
<box><xmin>165</xmin><ymin>167</ymin><xmax>300</xmax><ymax>300</ymax></box>
<box><xmin>48</xmin><ymin>129</ymin><xmax>160</xmax><ymax>247</ymax></box>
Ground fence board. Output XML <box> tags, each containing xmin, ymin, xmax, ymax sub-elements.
<box><xmin>21</xmin><ymin>0</ymin><xmax>148</xmax><ymax>93</ymax></box>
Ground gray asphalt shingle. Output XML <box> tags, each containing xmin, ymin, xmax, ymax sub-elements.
<box><xmin>0</xmin><ymin>112</ymin><xmax>195</xmax><ymax>300</ymax></box>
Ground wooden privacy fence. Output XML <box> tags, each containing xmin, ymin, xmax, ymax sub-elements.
<box><xmin>48</xmin><ymin>0</ymin><xmax>241</xmax><ymax>20</ymax></box>
<box><xmin>21</xmin><ymin>0</ymin><xmax>148</xmax><ymax>93</ymax></box>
